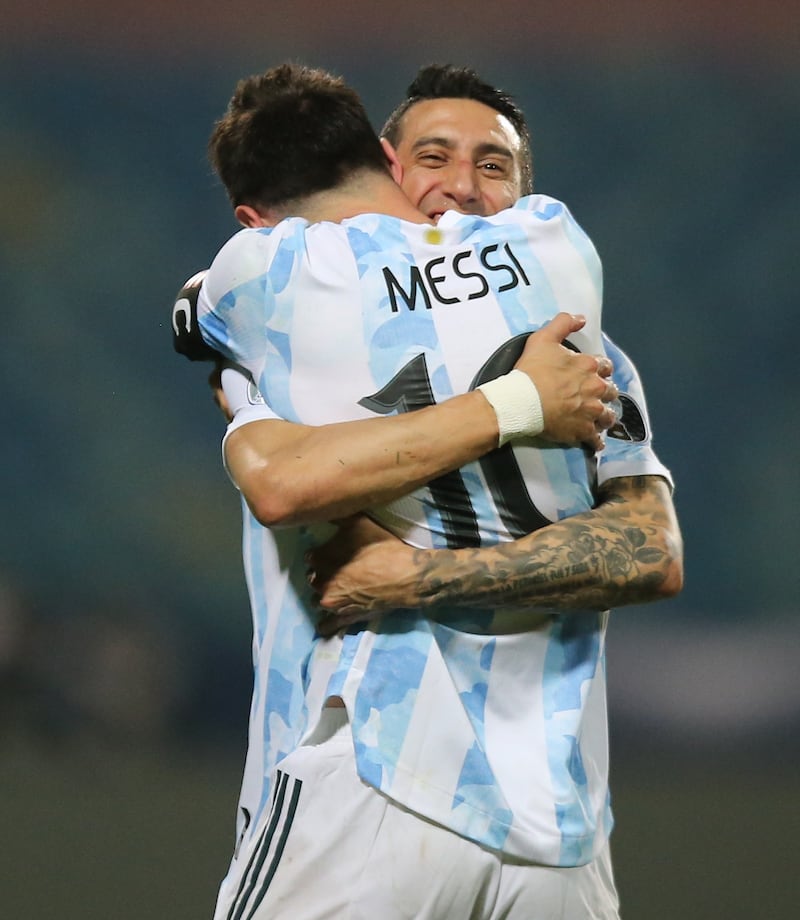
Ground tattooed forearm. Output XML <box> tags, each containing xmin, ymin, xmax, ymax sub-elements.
<box><xmin>410</xmin><ymin>476</ymin><xmax>683</xmax><ymax>612</ymax></box>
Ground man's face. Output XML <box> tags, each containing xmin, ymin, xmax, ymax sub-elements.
<box><xmin>392</xmin><ymin>98</ymin><xmax>524</xmax><ymax>221</ymax></box>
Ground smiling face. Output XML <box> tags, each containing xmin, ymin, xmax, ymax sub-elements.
<box><xmin>390</xmin><ymin>97</ymin><xmax>525</xmax><ymax>221</ymax></box>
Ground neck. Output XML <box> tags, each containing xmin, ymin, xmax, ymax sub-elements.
<box><xmin>277</xmin><ymin>171</ymin><xmax>429</xmax><ymax>225</ymax></box>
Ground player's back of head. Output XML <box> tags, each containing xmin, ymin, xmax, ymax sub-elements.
<box><xmin>210</xmin><ymin>63</ymin><xmax>390</xmax><ymax>210</ymax></box>
<box><xmin>382</xmin><ymin>64</ymin><xmax>533</xmax><ymax>194</ymax></box>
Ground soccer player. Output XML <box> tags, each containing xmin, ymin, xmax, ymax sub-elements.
<box><xmin>178</xmin><ymin>63</ymin><xmax>681</xmax><ymax>919</ymax></box>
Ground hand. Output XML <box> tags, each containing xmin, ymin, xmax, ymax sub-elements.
<box><xmin>306</xmin><ymin>515</ymin><xmax>421</xmax><ymax>636</ymax></box>
<box><xmin>514</xmin><ymin>313</ymin><xmax>619</xmax><ymax>451</ymax></box>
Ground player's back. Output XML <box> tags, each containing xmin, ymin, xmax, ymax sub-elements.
<box><xmin>200</xmin><ymin>194</ymin><xmax>604</xmax><ymax>548</ymax></box>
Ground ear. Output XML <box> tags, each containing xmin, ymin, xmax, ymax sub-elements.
<box><xmin>381</xmin><ymin>137</ymin><xmax>404</xmax><ymax>186</ymax></box>
<box><xmin>234</xmin><ymin>204</ymin><xmax>272</xmax><ymax>228</ymax></box>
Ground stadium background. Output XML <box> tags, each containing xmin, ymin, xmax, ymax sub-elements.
<box><xmin>1</xmin><ymin>1</ymin><xmax>797</xmax><ymax>916</ymax></box>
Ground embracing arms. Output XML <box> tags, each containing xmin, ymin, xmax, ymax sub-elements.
<box><xmin>223</xmin><ymin>312</ymin><xmax>618</xmax><ymax>527</ymax></box>
<box><xmin>307</xmin><ymin>475</ymin><xmax>683</xmax><ymax>632</ymax></box>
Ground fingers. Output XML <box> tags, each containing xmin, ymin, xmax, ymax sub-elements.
<box><xmin>577</xmin><ymin>353</ymin><xmax>615</xmax><ymax>388</ymax></box>
<box><xmin>580</xmin><ymin>390</ymin><xmax>620</xmax><ymax>450</ymax></box>
<box><xmin>596</xmin><ymin>355</ymin><xmax>613</xmax><ymax>379</ymax></box>
<box><xmin>535</xmin><ymin>311</ymin><xmax>587</xmax><ymax>342</ymax></box>
<box><xmin>575</xmin><ymin>370</ymin><xmax>619</xmax><ymax>449</ymax></box>
<box><xmin>576</xmin><ymin>355</ymin><xmax>618</xmax><ymax>402</ymax></box>
<box><xmin>596</xmin><ymin>403</ymin><xmax>620</xmax><ymax>432</ymax></box>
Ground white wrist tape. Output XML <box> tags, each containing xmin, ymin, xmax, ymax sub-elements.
<box><xmin>477</xmin><ymin>369</ymin><xmax>544</xmax><ymax>447</ymax></box>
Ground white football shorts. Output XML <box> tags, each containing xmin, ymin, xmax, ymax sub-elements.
<box><xmin>213</xmin><ymin>707</ymin><xmax>620</xmax><ymax>920</ymax></box>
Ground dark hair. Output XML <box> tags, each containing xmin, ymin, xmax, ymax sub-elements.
<box><xmin>382</xmin><ymin>64</ymin><xmax>533</xmax><ymax>194</ymax></box>
<box><xmin>209</xmin><ymin>63</ymin><xmax>390</xmax><ymax>209</ymax></box>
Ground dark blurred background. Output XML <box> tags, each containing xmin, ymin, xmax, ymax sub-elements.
<box><xmin>1</xmin><ymin>2</ymin><xmax>798</xmax><ymax>916</ymax></box>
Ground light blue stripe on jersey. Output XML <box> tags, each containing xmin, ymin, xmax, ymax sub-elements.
<box><xmin>241</xmin><ymin>514</ymin><xmax>317</xmax><ymax>829</ymax></box>
<box><xmin>435</xmin><ymin>628</ymin><xmax>495</xmax><ymax>751</ymax></box>
<box><xmin>452</xmin><ymin>742</ymin><xmax>515</xmax><ymax>850</ymax></box>
<box><xmin>439</xmin><ymin>630</ymin><xmax>515</xmax><ymax>850</ymax></box>
<box><xmin>542</xmin><ymin>448</ymin><xmax>595</xmax><ymax>519</ymax></box>
<box><xmin>255</xmin><ymin>226</ymin><xmax>305</xmax><ymax>420</ymax></box>
<box><xmin>350</xmin><ymin>627</ymin><xmax>430</xmax><ymax>789</ymax></box>
<box><xmin>543</xmin><ymin>614</ymin><xmax>605</xmax><ymax>865</ymax></box>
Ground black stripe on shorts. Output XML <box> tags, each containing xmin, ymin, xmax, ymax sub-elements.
<box><xmin>226</xmin><ymin>770</ymin><xmax>303</xmax><ymax>920</ymax></box>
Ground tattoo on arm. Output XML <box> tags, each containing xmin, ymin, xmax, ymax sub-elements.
<box><xmin>411</xmin><ymin>476</ymin><xmax>682</xmax><ymax>612</ymax></box>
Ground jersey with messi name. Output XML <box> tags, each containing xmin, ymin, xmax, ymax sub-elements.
<box><xmin>198</xmin><ymin>195</ymin><xmax>671</xmax><ymax>866</ymax></box>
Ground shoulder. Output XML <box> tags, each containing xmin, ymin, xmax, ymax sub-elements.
<box><xmin>205</xmin><ymin>220</ymin><xmax>312</xmax><ymax>302</ymax></box>
<box><xmin>497</xmin><ymin>194</ymin><xmax>569</xmax><ymax>223</ymax></box>
<box><xmin>503</xmin><ymin>195</ymin><xmax>598</xmax><ymax>258</ymax></box>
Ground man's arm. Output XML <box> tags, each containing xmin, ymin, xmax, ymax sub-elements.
<box><xmin>307</xmin><ymin>476</ymin><xmax>683</xmax><ymax>631</ymax></box>
<box><xmin>224</xmin><ymin>312</ymin><xmax>619</xmax><ymax>527</ymax></box>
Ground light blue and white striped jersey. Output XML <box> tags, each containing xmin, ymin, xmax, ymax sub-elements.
<box><xmin>199</xmin><ymin>196</ymin><xmax>671</xmax><ymax>866</ymax></box>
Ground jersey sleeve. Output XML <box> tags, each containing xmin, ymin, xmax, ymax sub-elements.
<box><xmin>598</xmin><ymin>333</ymin><xmax>673</xmax><ymax>488</ymax></box>
<box><xmin>197</xmin><ymin>225</ymin><xmax>288</xmax><ymax>385</ymax></box>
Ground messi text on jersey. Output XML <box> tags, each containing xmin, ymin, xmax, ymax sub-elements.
<box><xmin>382</xmin><ymin>242</ymin><xmax>531</xmax><ymax>313</ymax></box>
